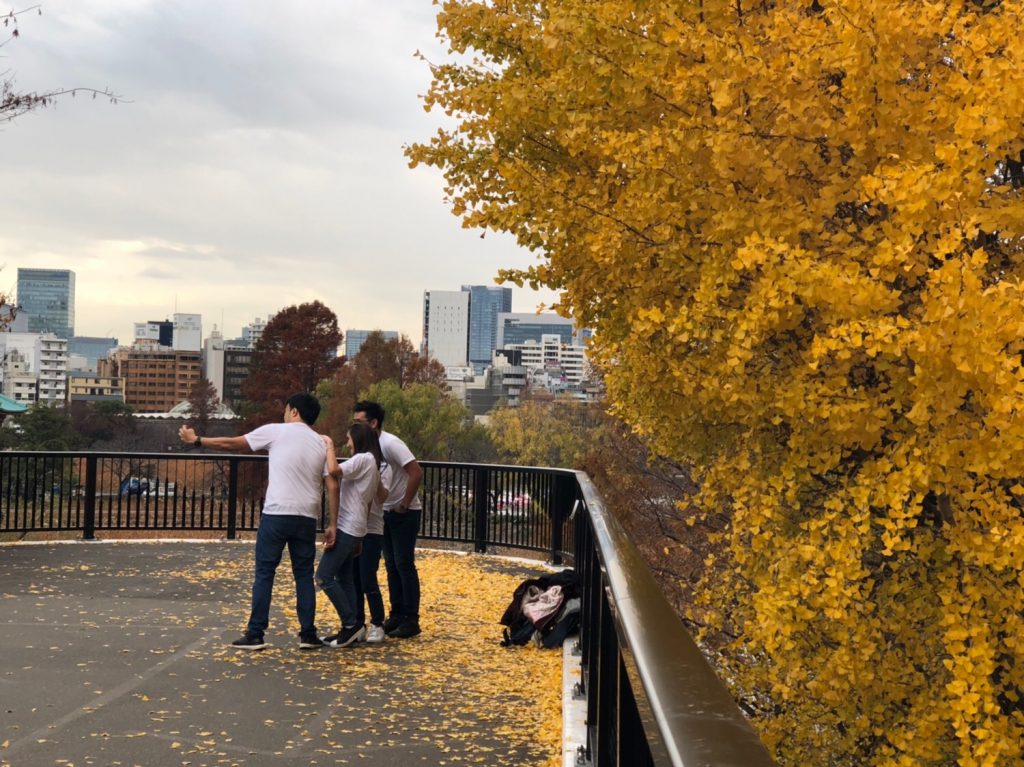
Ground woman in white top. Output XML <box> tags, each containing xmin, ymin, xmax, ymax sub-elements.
<box><xmin>354</xmin><ymin>461</ymin><xmax>391</xmax><ymax>642</ymax></box>
<box><xmin>315</xmin><ymin>422</ymin><xmax>381</xmax><ymax>648</ymax></box>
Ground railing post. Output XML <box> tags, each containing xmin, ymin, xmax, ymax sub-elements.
<box><xmin>83</xmin><ymin>455</ymin><xmax>97</xmax><ymax>541</ymax></box>
<box><xmin>473</xmin><ymin>466</ymin><xmax>489</xmax><ymax>553</ymax></box>
<box><xmin>550</xmin><ymin>473</ymin><xmax>574</xmax><ymax>565</ymax></box>
<box><xmin>226</xmin><ymin>457</ymin><xmax>239</xmax><ymax>540</ymax></box>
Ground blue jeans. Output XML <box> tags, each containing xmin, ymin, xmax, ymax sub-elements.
<box><xmin>316</xmin><ymin>531</ymin><xmax>362</xmax><ymax>629</ymax></box>
<box><xmin>354</xmin><ymin>533</ymin><xmax>385</xmax><ymax>626</ymax></box>
<box><xmin>248</xmin><ymin>514</ymin><xmax>318</xmax><ymax>638</ymax></box>
<box><xmin>382</xmin><ymin>508</ymin><xmax>421</xmax><ymax>622</ymax></box>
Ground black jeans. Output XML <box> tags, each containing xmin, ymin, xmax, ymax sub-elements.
<box><xmin>382</xmin><ymin>508</ymin><xmax>421</xmax><ymax>622</ymax></box>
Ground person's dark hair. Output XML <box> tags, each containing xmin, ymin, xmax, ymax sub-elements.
<box><xmin>348</xmin><ymin>421</ymin><xmax>383</xmax><ymax>465</ymax></box>
<box><xmin>353</xmin><ymin>400</ymin><xmax>385</xmax><ymax>427</ymax></box>
<box><xmin>285</xmin><ymin>393</ymin><xmax>321</xmax><ymax>425</ymax></box>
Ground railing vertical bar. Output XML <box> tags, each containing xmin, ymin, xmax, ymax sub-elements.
<box><xmin>227</xmin><ymin>457</ymin><xmax>238</xmax><ymax>540</ymax></box>
<box><xmin>83</xmin><ymin>455</ymin><xmax>97</xmax><ymax>541</ymax></box>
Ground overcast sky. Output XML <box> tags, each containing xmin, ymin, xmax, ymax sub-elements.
<box><xmin>0</xmin><ymin>1</ymin><xmax>558</xmax><ymax>344</ymax></box>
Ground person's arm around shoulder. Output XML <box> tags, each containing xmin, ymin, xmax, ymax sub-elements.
<box><xmin>178</xmin><ymin>425</ymin><xmax>251</xmax><ymax>453</ymax></box>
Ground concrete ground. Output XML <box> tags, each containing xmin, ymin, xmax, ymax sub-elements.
<box><xmin>0</xmin><ymin>541</ymin><xmax>564</xmax><ymax>767</ymax></box>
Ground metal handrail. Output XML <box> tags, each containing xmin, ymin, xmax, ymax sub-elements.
<box><xmin>573</xmin><ymin>472</ymin><xmax>774</xmax><ymax>766</ymax></box>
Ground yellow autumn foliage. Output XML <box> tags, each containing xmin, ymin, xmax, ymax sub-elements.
<box><xmin>409</xmin><ymin>1</ymin><xmax>1024</xmax><ymax>764</ymax></box>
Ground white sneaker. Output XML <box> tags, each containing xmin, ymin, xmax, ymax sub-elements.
<box><xmin>365</xmin><ymin>624</ymin><xmax>386</xmax><ymax>643</ymax></box>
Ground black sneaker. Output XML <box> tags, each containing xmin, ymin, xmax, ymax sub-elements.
<box><xmin>231</xmin><ymin>633</ymin><xmax>267</xmax><ymax>650</ymax></box>
<box><xmin>324</xmin><ymin>624</ymin><xmax>366</xmax><ymax>648</ymax></box>
<box><xmin>387</xmin><ymin>620</ymin><xmax>421</xmax><ymax>639</ymax></box>
<box><xmin>299</xmin><ymin>634</ymin><xmax>324</xmax><ymax>649</ymax></box>
<box><xmin>382</xmin><ymin>614</ymin><xmax>403</xmax><ymax>633</ymax></box>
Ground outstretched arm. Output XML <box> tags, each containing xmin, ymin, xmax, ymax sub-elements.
<box><xmin>178</xmin><ymin>425</ymin><xmax>251</xmax><ymax>452</ymax></box>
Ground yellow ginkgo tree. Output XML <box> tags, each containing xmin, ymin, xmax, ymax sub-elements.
<box><xmin>409</xmin><ymin>1</ymin><xmax>1024</xmax><ymax>764</ymax></box>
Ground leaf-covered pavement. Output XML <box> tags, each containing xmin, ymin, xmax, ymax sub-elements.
<box><xmin>0</xmin><ymin>542</ymin><xmax>562</xmax><ymax>766</ymax></box>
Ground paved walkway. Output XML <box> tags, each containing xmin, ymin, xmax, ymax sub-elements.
<box><xmin>0</xmin><ymin>541</ymin><xmax>563</xmax><ymax>767</ymax></box>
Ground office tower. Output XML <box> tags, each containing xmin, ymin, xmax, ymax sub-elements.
<box><xmin>16</xmin><ymin>268</ymin><xmax>75</xmax><ymax>339</ymax></box>
<box><xmin>222</xmin><ymin>345</ymin><xmax>253</xmax><ymax>409</ymax></box>
<box><xmin>422</xmin><ymin>290</ymin><xmax>470</xmax><ymax>367</ymax></box>
<box><xmin>173</xmin><ymin>313</ymin><xmax>202</xmax><ymax>352</ymax></box>
<box><xmin>462</xmin><ymin>285</ymin><xmax>512</xmax><ymax>374</ymax></box>
<box><xmin>345</xmin><ymin>329</ymin><xmax>399</xmax><ymax>360</ymax></box>
<box><xmin>496</xmin><ymin>312</ymin><xmax>575</xmax><ymax>349</ymax></box>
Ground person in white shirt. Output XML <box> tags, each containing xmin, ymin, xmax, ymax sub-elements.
<box><xmin>354</xmin><ymin>461</ymin><xmax>391</xmax><ymax>642</ymax></box>
<box><xmin>178</xmin><ymin>393</ymin><xmax>336</xmax><ymax>651</ymax></box>
<box><xmin>317</xmin><ymin>421</ymin><xmax>382</xmax><ymax>648</ymax></box>
<box><xmin>352</xmin><ymin>400</ymin><xmax>423</xmax><ymax>639</ymax></box>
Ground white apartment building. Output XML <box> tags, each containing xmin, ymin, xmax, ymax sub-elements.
<box><xmin>0</xmin><ymin>332</ymin><xmax>69</xmax><ymax>404</ymax></box>
<box><xmin>2</xmin><ymin>348</ymin><xmax>38</xmax><ymax>403</ymax></box>
<box><xmin>422</xmin><ymin>290</ymin><xmax>470</xmax><ymax>367</ymax></box>
<box><xmin>242</xmin><ymin>315</ymin><xmax>273</xmax><ymax>348</ymax></box>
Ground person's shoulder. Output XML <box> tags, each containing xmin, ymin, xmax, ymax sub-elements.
<box><xmin>246</xmin><ymin>422</ymin><xmax>283</xmax><ymax>440</ymax></box>
<box><xmin>380</xmin><ymin>430</ymin><xmax>408</xmax><ymax>449</ymax></box>
<box><xmin>351</xmin><ymin>452</ymin><xmax>376</xmax><ymax>469</ymax></box>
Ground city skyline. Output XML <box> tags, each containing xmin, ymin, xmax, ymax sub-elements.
<box><xmin>0</xmin><ymin>2</ymin><xmax>559</xmax><ymax>346</ymax></box>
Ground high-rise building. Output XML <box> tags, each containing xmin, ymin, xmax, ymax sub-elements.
<box><xmin>462</xmin><ymin>285</ymin><xmax>512</xmax><ymax>374</ymax></box>
<box><xmin>422</xmin><ymin>290</ymin><xmax>470</xmax><ymax>367</ymax></box>
<box><xmin>172</xmin><ymin>313</ymin><xmax>202</xmax><ymax>352</ymax></box>
<box><xmin>345</xmin><ymin>329</ymin><xmax>399</xmax><ymax>359</ymax></box>
<box><xmin>16</xmin><ymin>268</ymin><xmax>75</xmax><ymax>339</ymax></box>
<box><xmin>223</xmin><ymin>346</ymin><xmax>254</xmax><ymax>409</ymax></box>
<box><xmin>496</xmin><ymin>312</ymin><xmax>575</xmax><ymax>348</ymax></box>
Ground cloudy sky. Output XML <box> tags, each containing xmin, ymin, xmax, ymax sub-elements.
<box><xmin>1</xmin><ymin>1</ymin><xmax>557</xmax><ymax>344</ymax></box>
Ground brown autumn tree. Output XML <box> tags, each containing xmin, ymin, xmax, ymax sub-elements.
<box><xmin>242</xmin><ymin>301</ymin><xmax>343</xmax><ymax>427</ymax></box>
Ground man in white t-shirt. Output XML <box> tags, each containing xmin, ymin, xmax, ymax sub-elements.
<box><xmin>178</xmin><ymin>393</ymin><xmax>337</xmax><ymax>650</ymax></box>
<box><xmin>352</xmin><ymin>400</ymin><xmax>423</xmax><ymax>639</ymax></box>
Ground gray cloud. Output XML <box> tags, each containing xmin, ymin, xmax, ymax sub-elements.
<box><xmin>0</xmin><ymin>0</ymin><xmax>559</xmax><ymax>343</ymax></box>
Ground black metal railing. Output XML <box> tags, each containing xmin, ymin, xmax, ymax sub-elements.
<box><xmin>0</xmin><ymin>451</ymin><xmax>772</xmax><ymax>766</ymax></box>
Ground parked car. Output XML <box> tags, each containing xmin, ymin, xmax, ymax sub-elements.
<box><xmin>120</xmin><ymin>477</ymin><xmax>150</xmax><ymax>496</ymax></box>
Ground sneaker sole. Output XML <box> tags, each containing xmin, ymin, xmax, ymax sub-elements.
<box><xmin>231</xmin><ymin>643</ymin><xmax>267</xmax><ymax>650</ymax></box>
<box><xmin>299</xmin><ymin>642</ymin><xmax>323</xmax><ymax>649</ymax></box>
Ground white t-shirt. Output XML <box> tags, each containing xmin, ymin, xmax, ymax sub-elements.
<box><xmin>335</xmin><ymin>452</ymin><xmax>379</xmax><ymax>537</ymax></box>
<box><xmin>245</xmin><ymin>422</ymin><xmax>327</xmax><ymax>520</ymax></box>
<box><xmin>366</xmin><ymin>463</ymin><xmax>391</xmax><ymax>536</ymax></box>
<box><xmin>379</xmin><ymin>430</ymin><xmax>421</xmax><ymax>511</ymax></box>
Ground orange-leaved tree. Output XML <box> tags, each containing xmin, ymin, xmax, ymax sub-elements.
<box><xmin>408</xmin><ymin>1</ymin><xmax>1024</xmax><ymax>764</ymax></box>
